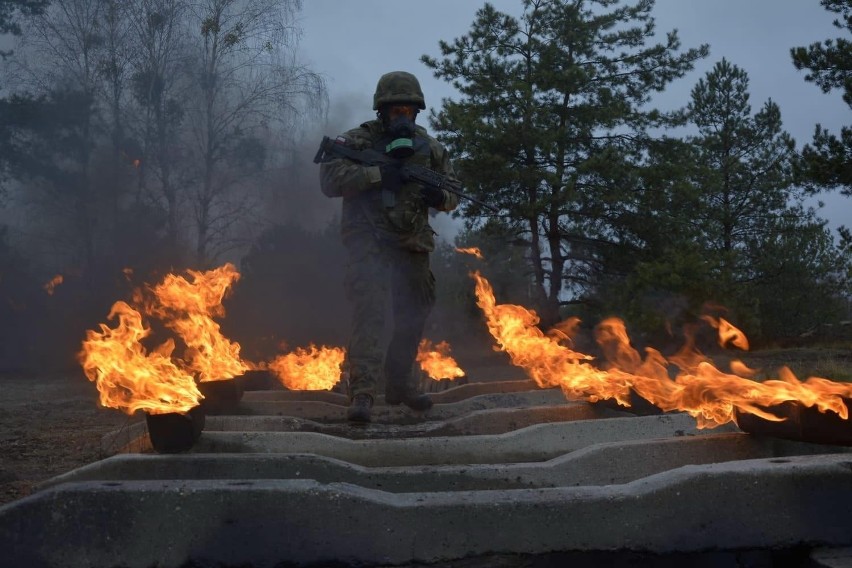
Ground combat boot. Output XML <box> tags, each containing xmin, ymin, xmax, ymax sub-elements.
<box><xmin>385</xmin><ymin>390</ymin><xmax>433</xmax><ymax>412</ymax></box>
<box><xmin>347</xmin><ymin>393</ymin><xmax>373</xmax><ymax>423</ymax></box>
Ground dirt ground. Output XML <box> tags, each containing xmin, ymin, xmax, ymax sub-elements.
<box><xmin>1</xmin><ymin>345</ymin><xmax>850</xmax><ymax>509</ymax></box>
<box><xmin>0</xmin><ymin>372</ymin><xmax>135</xmax><ymax>507</ymax></box>
<box><xmin>0</xmin><ymin>345</ymin><xmax>519</xmax><ymax>508</ymax></box>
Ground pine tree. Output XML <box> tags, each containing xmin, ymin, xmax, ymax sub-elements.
<box><xmin>687</xmin><ymin>58</ymin><xmax>847</xmax><ymax>339</ymax></box>
<box><xmin>422</xmin><ymin>0</ymin><xmax>707</xmax><ymax>326</ymax></box>
<box><xmin>791</xmin><ymin>0</ymin><xmax>852</xmax><ymax>196</ymax></box>
<box><xmin>688</xmin><ymin>58</ymin><xmax>796</xmax><ymax>288</ymax></box>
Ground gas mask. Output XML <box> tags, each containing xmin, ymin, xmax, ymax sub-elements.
<box><xmin>383</xmin><ymin>104</ymin><xmax>418</xmax><ymax>158</ymax></box>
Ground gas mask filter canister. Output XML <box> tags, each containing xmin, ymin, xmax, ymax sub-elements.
<box><xmin>384</xmin><ymin>105</ymin><xmax>417</xmax><ymax>158</ymax></box>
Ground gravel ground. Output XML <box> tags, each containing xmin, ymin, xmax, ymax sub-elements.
<box><xmin>0</xmin><ymin>373</ymin><xmax>135</xmax><ymax>507</ymax></box>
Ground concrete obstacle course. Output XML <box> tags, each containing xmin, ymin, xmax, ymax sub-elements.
<box><xmin>2</xmin><ymin>378</ymin><xmax>852</xmax><ymax>567</ymax></box>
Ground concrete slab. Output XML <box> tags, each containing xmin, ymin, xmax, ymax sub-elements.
<box><xmin>99</xmin><ymin>403</ymin><xmax>619</xmax><ymax>455</ymax></box>
<box><xmin>189</xmin><ymin>413</ymin><xmax>719</xmax><ymax>466</ymax></box>
<box><xmin>423</xmin><ymin>379</ymin><xmax>541</xmax><ymax>403</ymax></box>
<box><xmin>210</xmin><ymin>402</ymin><xmax>607</xmax><ymax>438</ymax></box>
<box><xmin>242</xmin><ymin>389</ymin><xmax>349</xmax><ymax>404</ymax></box>
<box><xmin>4</xmin><ymin>454</ymin><xmax>852</xmax><ymax>567</ymax></box>
<box><xmin>100</xmin><ymin>420</ymin><xmax>149</xmax><ymax>454</ymax></box>
<box><xmin>237</xmin><ymin>389</ymin><xmax>569</xmax><ymax>421</ymax></box>
<box><xmin>241</xmin><ymin>379</ymin><xmax>544</xmax><ymax>405</ymax></box>
<box><xmin>812</xmin><ymin>548</ymin><xmax>852</xmax><ymax>568</ymax></box>
<box><xmin>43</xmin><ymin>433</ymin><xmax>852</xmax><ymax>493</ymax></box>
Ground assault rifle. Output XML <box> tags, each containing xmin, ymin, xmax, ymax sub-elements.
<box><xmin>313</xmin><ymin>135</ymin><xmax>498</xmax><ymax>213</ymax></box>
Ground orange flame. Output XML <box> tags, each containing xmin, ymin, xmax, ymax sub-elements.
<box><xmin>455</xmin><ymin>247</ymin><xmax>484</xmax><ymax>260</ymax></box>
<box><xmin>79</xmin><ymin>301</ymin><xmax>202</xmax><ymax>414</ymax></box>
<box><xmin>471</xmin><ymin>270</ymin><xmax>852</xmax><ymax>428</ymax></box>
<box><xmin>267</xmin><ymin>340</ymin><xmax>467</xmax><ymax>390</ymax></box>
<box><xmin>43</xmin><ymin>274</ymin><xmax>64</xmax><ymax>295</ymax></box>
<box><xmin>730</xmin><ymin>359</ymin><xmax>759</xmax><ymax>378</ymax></box>
<box><xmin>80</xmin><ymin>264</ymin><xmax>251</xmax><ymax>414</ymax></box>
<box><xmin>702</xmin><ymin>315</ymin><xmax>749</xmax><ymax>350</ymax></box>
<box><xmin>269</xmin><ymin>345</ymin><xmax>345</xmax><ymax>390</ymax></box>
<box><xmin>148</xmin><ymin>263</ymin><xmax>249</xmax><ymax>382</ymax></box>
<box><xmin>416</xmin><ymin>339</ymin><xmax>466</xmax><ymax>380</ymax></box>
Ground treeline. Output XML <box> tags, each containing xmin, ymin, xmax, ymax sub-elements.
<box><xmin>0</xmin><ymin>0</ymin><xmax>327</xmax><ymax>370</ymax></box>
<box><xmin>0</xmin><ymin>0</ymin><xmax>850</xmax><ymax>373</ymax></box>
<box><xmin>424</xmin><ymin>0</ymin><xmax>852</xmax><ymax>348</ymax></box>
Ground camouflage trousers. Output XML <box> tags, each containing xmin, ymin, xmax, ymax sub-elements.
<box><xmin>344</xmin><ymin>234</ymin><xmax>436</xmax><ymax>399</ymax></box>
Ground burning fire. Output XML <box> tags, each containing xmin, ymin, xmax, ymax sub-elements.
<box><xmin>43</xmin><ymin>274</ymin><xmax>64</xmax><ymax>295</ymax></box>
<box><xmin>471</xmin><ymin>270</ymin><xmax>852</xmax><ymax>428</ymax></box>
<box><xmin>702</xmin><ymin>315</ymin><xmax>749</xmax><ymax>350</ymax></box>
<box><xmin>79</xmin><ymin>301</ymin><xmax>202</xmax><ymax>414</ymax></box>
<box><xmin>80</xmin><ymin>264</ymin><xmax>249</xmax><ymax>414</ymax></box>
<box><xmin>81</xmin><ymin>261</ymin><xmax>473</xmax><ymax>412</ymax></box>
<box><xmin>80</xmin><ymin>258</ymin><xmax>851</xmax><ymax>429</ymax></box>
<box><xmin>146</xmin><ymin>263</ymin><xmax>249</xmax><ymax>383</ymax></box>
<box><xmin>417</xmin><ymin>339</ymin><xmax>466</xmax><ymax>379</ymax></box>
<box><xmin>269</xmin><ymin>345</ymin><xmax>346</xmax><ymax>390</ymax></box>
<box><xmin>268</xmin><ymin>341</ymin><xmax>467</xmax><ymax>390</ymax></box>
<box><xmin>456</xmin><ymin>247</ymin><xmax>484</xmax><ymax>260</ymax></box>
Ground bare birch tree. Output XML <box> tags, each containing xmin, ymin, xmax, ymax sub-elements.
<box><xmin>125</xmin><ymin>0</ymin><xmax>190</xmax><ymax>257</ymax></box>
<box><xmin>183</xmin><ymin>0</ymin><xmax>326</xmax><ymax>265</ymax></box>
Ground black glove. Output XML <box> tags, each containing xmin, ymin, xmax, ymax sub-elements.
<box><xmin>380</xmin><ymin>161</ymin><xmax>406</xmax><ymax>192</ymax></box>
<box><xmin>421</xmin><ymin>186</ymin><xmax>445</xmax><ymax>209</ymax></box>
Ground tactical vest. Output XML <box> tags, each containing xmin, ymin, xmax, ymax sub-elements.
<box><xmin>343</xmin><ymin>121</ymin><xmax>437</xmax><ymax>252</ymax></box>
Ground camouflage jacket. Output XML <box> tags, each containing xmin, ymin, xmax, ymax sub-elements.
<box><xmin>319</xmin><ymin>119</ymin><xmax>458</xmax><ymax>252</ymax></box>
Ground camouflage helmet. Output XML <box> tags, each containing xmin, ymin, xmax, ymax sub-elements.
<box><xmin>372</xmin><ymin>71</ymin><xmax>426</xmax><ymax>111</ymax></box>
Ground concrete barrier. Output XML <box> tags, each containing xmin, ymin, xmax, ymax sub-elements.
<box><xmin>207</xmin><ymin>403</ymin><xmax>605</xmax><ymax>438</ymax></box>
<box><xmin>42</xmin><ymin>432</ymin><xmax>851</xmax><ymax>493</ymax></box>
<box><xmin>188</xmin><ymin>413</ymin><xmax>717</xmax><ymax>466</ymax></box>
<box><xmin>812</xmin><ymin>548</ymin><xmax>852</xmax><ymax>568</ymax></box>
<box><xmin>240</xmin><ymin>379</ymin><xmax>543</xmax><ymax>405</ymax></box>
<box><xmin>4</xmin><ymin>454</ymin><xmax>852</xmax><ymax>567</ymax></box>
<box><xmin>12</xmin><ymin>380</ymin><xmax>852</xmax><ymax>567</ymax></box>
<box><xmin>99</xmin><ymin>402</ymin><xmax>617</xmax><ymax>455</ymax></box>
<box><xmin>237</xmin><ymin>389</ymin><xmax>569</xmax><ymax>421</ymax></box>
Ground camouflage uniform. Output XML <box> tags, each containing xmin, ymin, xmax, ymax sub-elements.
<box><xmin>319</xmin><ymin>78</ymin><xmax>458</xmax><ymax>401</ymax></box>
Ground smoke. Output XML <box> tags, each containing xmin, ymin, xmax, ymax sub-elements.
<box><xmin>224</xmin><ymin>90</ymin><xmax>464</xmax><ymax>360</ymax></box>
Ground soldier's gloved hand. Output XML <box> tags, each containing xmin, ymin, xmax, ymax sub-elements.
<box><xmin>380</xmin><ymin>161</ymin><xmax>406</xmax><ymax>192</ymax></box>
<box><xmin>421</xmin><ymin>186</ymin><xmax>445</xmax><ymax>209</ymax></box>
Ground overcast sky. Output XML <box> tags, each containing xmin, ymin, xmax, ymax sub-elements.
<box><xmin>297</xmin><ymin>0</ymin><xmax>851</xmax><ymax>234</ymax></box>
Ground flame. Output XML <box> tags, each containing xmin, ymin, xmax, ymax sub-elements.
<box><xmin>43</xmin><ymin>274</ymin><xmax>64</xmax><ymax>295</ymax></box>
<box><xmin>269</xmin><ymin>345</ymin><xmax>345</xmax><ymax>390</ymax></box>
<box><xmin>471</xmin><ymin>270</ymin><xmax>852</xmax><ymax>428</ymax></box>
<box><xmin>547</xmin><ymin>316</ymin><xmax>582</xmax><ymax>345</ymax></box>
<box><xmin>79</xmin><ymin>301</ymin><xmax>202</xmax><ymax>414</ymax></box>
<box><xmin>80</xmin><ymin>264</ymin><xmax>251</xmax><ymax>414</ymax></box>
<box><xmin>416</xmin><ymin>339</ymin><xmax>466</xmax><ymax>380</ymax></box>
<box><xmin>148</xmin><ymin>263</ymin><xmax>249</xmax><ymax>382</ymax></box>
<box><xmin>730</xmin><ymin>359</ymin><xmax>759</xmax><ymax>378</ymax></box>
<box><xmin>455</xmin><ymin>247</ymin><xmax>484</xmax><ymax>260</ymax></box>
<box><xmin>702</xmin><ymin>315</ymin><xmax>749</xmax><ymax>350</ymax></box>
<box><xmin>268</xmin><ymin>340</ymin><xmax>467</xmax><ymax>390</ymax></box>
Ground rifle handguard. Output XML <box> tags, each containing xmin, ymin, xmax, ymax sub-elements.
<box><xmin>314</xmin><ymin>135</ymin><xmax>498</xmax><ymax>213</ymax></box>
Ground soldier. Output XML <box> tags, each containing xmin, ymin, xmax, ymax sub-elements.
<box><xmin>319</xmin><ymin>71</ymin><xmax>459</xmax><ymax>423</ymax></box>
